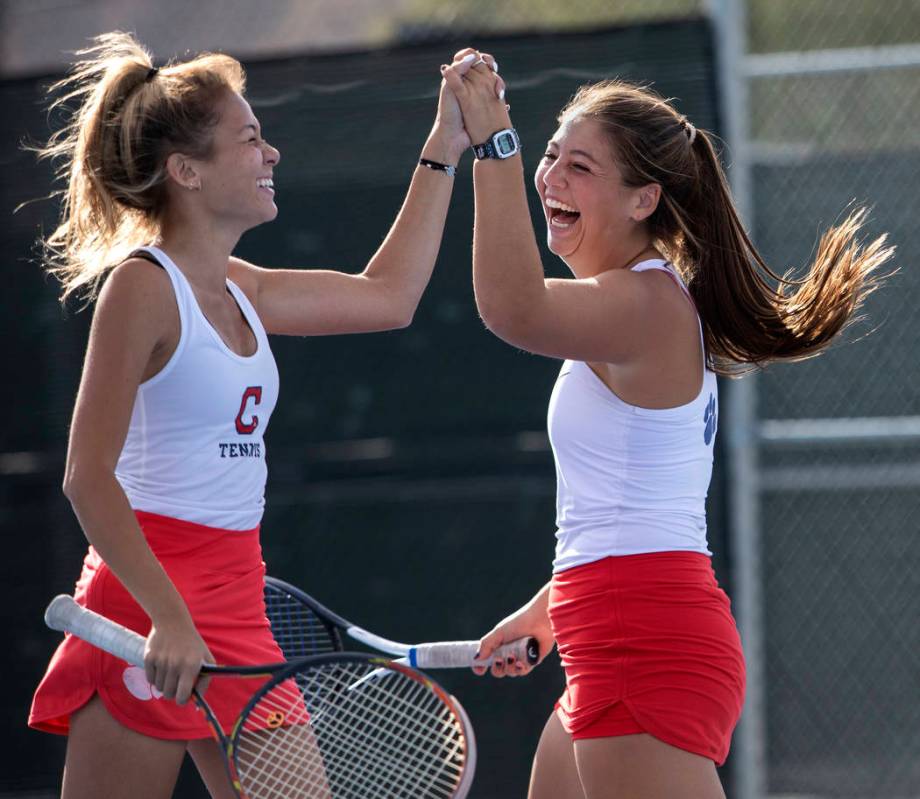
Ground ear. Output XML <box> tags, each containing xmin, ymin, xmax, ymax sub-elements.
<box><xmin>165</xmin><ymin>152</ymin><xmax>201</xmax><ymax>191</ymax></box>
<box><xmin>630</xmin><ymin>183</ymin><xmax>661</xmax><ymax>223</ymax></box>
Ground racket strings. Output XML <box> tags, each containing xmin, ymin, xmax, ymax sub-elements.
<box><xmin>241</xmin><ymin>676</ymin><xmax>458</xmax><ymax>799</ymax></box>
<box><xmin>296</xmin><ymin>669</ymin><xmax>464</xmax><ymax>797</ymax></box>
<box><xmin>237</xmin><ymin>681</ymin><xmax>327</xmax><ymax>798</ymax></box>
<box><xmin>263</xmin><ymin>586</ymin><xmax>340</xmax><ymax>658</ymax></box>
<box><xmin>233</xmin><ymin>660</ymin><xmax>468</xmax><ymax>798</ymax></box>
<box><xmin>309</xmin><ymin>683</ymin><xmax>461</xmax><ymax>797</ymax></box>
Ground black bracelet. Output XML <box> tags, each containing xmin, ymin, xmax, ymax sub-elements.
<box><xmin>419</xmin><ymin>158</ymin><xmax>456</xmax><ymax>178</ymax></box>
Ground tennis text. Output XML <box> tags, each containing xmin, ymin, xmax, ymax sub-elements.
<box><xmin>218</xmin><ymin>442</ymin><xmax>262</xmax><ymax>458</ymax></box>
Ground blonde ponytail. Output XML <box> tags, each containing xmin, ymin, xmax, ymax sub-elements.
<box><xmin>35</xmin><ymin>31</ymin><xmax>245</xmax><ymax>302</ymax></box>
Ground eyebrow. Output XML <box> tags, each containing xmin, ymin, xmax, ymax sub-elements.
<box><xmin>546</xmin><ymin>142</ymin><xmax>601</xmax><ymax>165</ymax></box>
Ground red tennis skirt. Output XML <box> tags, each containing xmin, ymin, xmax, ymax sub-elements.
<box><xmin>29</xmin><ymin>510</ymin><xmax>287</xmax><ymax>740</ymax></box>
<box><xmin>548</xmin><ymin>552</ymin><xmax>745</xmax><ymax>765</ymax></box>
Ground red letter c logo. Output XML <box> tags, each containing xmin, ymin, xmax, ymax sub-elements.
<box><xmin>235</xmin><ymin>386</ymin><xmax>262</xmax><ymax>435</ymax></box>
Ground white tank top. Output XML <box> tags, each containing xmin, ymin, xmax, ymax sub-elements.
<box><xmin>115</xmin><ymin>246</ymin><xmax>280</xmax><ymax>530</ymax></box>
<box><xmin>548</xmin><ymin>260</ymin><xmax>718</xmax><ymax>573</ymax></box>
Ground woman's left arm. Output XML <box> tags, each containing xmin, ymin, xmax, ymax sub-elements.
<box><xmin>442</xmin><ymin>57</ymin><xmax>674</xmax><ymax>366</ymax></box>
<box><xmin>232</xmin><ymin>57</ymin><xmax>499</xmax><ymax>337</ymax></box>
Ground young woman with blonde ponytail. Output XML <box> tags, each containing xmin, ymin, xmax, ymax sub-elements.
<box><xmin>442</xmin><ymin>50</ymin><xmax>892</xmax><ymax>799</ymax></box>
<box><xmin>29</xmin><ymin>33</ymin><xmax>500</xmax><ymax>799</ymax></box>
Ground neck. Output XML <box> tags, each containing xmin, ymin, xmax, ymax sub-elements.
<box><xmin>156</xmin><ymin>206</ymin><xmax>243</xmax><ymax>293</ymax></box>
<box><xmin>619</xmin><ymin>243</ymin><xmax>661</xmax><ymax>270</ymax></box>
<box><xmin>566</xmin><ymin>235</ymin><xmax>659</xmax><ymax>279</ymax></box>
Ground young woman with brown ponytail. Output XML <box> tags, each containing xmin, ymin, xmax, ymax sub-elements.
<box><xmin>28</xmin><ymin>33</ymin><xmax>500</xmax><ymax>799</ymax></box>
<box><xmin>442</xmin><ymin>50</ymin><xmax>892</xmax><ymax>799</ymax></box>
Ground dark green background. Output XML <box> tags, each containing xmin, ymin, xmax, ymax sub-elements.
<box><xmin>1</xmin><ymin>18</ymin><xmax>728</xmax><ymax>797</ymax></box>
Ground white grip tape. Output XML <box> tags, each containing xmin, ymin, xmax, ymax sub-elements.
<box><xmin>413</xmin><ymin>637</ymin><xmax>535</xmax><ymax>669</ymax></box>
<box><xmin>45</xmin><ymin>594</ymin><xmax>147</xmax><ymax>668</ymax></box>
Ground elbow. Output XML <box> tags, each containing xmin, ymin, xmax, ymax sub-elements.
<box><xmin>62</xmin><ymin>468</ymin><xmax>86</xmax><ymax>508</ymax></box>
<box><xmin>62</xmin><ymin>462</ymin><xmax>108</xmax><ymax>510</ymax></box>
<box><xmin>381</xmin><ymin>294</ymin><xmax>417</xmax><ymax>330</ymax></box>
<box><xmin>391</xmin><ymin>304</ymin><xmax>415</xmax><ymax>330</ymax></box>
<box><xmin>477</xmin><ymin>300</ymin><xmax>531</xmax><ymax>349</ymax></box>
<box><xmin>376</xmin><ymin>307</ymin><xmax>413</xmax><ymax>331</ymax></box>
<box><xmin>369</xmin><ymin>280</ymin><xmax>418</xmax><ymax>330</ymax></box>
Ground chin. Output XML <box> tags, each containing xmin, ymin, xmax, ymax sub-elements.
<box><xmin>546</xmin><ymin>233</ymin><xmax>577</xmax><ymax>259</ymax></box>
<box><xmin>256</xmin><ymin>205</ymin><xmax>279</xmax><ymax>225</ymax></box>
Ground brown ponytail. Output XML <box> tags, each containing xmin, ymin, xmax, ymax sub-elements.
<box><xmin>560</xmin><ymin>80</ymin><xmax>895</xmax><ymax>375</ymax></box>
<box><xmin>34</xmin><ymin>31</ymin><xmax>245</xmax><ymax>303</ymax></box>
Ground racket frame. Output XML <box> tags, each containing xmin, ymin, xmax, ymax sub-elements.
<box><xmin>264</xmin><ymin>575</ymin><xmax>538</xmax><ymax>668</ymax></box>
<box><xmin>45</xmin><ymin>594</ymin><xmax>477</xmax><ymax>798</ymax></box>
<box><xmin>230</xmin><ymin>652</ymin><xmax>477</xmax><ymax>799</ymax></box>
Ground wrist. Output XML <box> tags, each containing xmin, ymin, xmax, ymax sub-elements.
<box><xmin>423</xmin><ymin>127</ymin><xmax>465</xmax><ymax>166</ymax></box>
<box><xmin>471</xmin><ymin>126</ymin><xmax>521</xmax><ymax>161</ymax></box>
<box><xmin>468</xmin><ymin>112</ymin><xmax>514</xmax><ymax>148</ymax></box>
<box><xmin>147</xmin><ymin>594</ymin><xmax>194</xmax><ymax>629</ymax></box>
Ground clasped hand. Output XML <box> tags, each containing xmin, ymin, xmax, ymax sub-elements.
<box><xmin>437</xmin><ymin>47</ymin><xmax>513</xmax><ymax>153</ymax></box>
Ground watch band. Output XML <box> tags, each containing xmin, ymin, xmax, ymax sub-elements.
<box><xmin>472</xmin><ymin>141</ymin><xmax>496</xmax><ymax>159</ymax></box>
<box><xmin>472</xmin><ymin>128</ymin><xmax>521</xmax><ymax>160</ymax></box>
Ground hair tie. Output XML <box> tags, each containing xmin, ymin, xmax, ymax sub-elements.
<box><xmin>678</xmin><ymin>115</ymin><xmax>697</xmax><ymax>145</ymax></box>
<box><xmin>145</xmin><ymin>66</ymin><xmax>159</xmax><ymax>82</ymax></box>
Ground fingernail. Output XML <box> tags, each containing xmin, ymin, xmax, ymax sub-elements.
<box><xmin>460</xmin><ymin>53</ymin><xmax>477</xmax><ymax>65</ymax></box>
<box><xmin>492</xmin><ymin>60</ymin><xmax>499</xmax><ymax>73</ymax></box>
<box><xmin>499</xmin><ymin>89</ymin><xmax>505</xmax><ymax>101</ymax></box>
<box><xmin>440</xmin><ymin>65</ymin><xmax>447</xmax><ymax>72</ymax></box>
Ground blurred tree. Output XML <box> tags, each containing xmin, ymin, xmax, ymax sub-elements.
<box><xmin>385</xmin><ymin>0</ymin><xmax>703</xmax><ymax>37</ymax></box>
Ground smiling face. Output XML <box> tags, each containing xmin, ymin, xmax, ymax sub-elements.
<box><xmin>534</xmin><ymin>115</ymin><xmax>657</xmax><ymax>276</ymax></box>
<box><xmin>185</xmin><ymin>90</ymin><xmax>281</xmax><ymax>230</ymax></box>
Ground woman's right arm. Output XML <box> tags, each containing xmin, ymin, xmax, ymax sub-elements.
<box><xmin>473</xmin><ymin>581</ymin><xmax>555</xmax><ymax>678</ymax></box>
<box><xmin>62</xmin><ymin>259</ymin><xmax>212</xmax><ymax>705</ymax></box>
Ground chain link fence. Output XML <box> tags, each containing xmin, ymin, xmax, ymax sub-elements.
<box><xmin>742</xmin><ymin>1</ymin><xmax>920</xmax><ymax>796</ymax></box>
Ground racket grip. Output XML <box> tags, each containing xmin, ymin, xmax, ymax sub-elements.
<box><xmin>45</xmin><ymin>594</ymin><xmax>147</xmax><ymax>668</ymax></box>
<box><xmin>413</xmin><ymin>636</ymin><xmax>538</xmax><ymax>669</ymax></box>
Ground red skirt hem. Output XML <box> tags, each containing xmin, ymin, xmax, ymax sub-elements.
<box><xmin>29</xmin><ymin>510</ymin><xmax>283</xmax><ymax>740</ymax></box>
<box><xmin>549</xmin><ymin>552</ymin><xmax>745</xmax><ymax>766</ymax></box>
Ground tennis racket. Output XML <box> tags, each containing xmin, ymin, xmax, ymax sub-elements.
<box><xmin>45</xmin><ymin>594</ymin><xmax>476</xmax><ymax>799</ymax></box>
<box><xmin>264</xmin><ymin>575</ymin><xmax>539</xmax><ymax>669</ymax></box>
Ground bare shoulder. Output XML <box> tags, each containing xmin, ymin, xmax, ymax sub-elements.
<box><xmin>228</xmin><ymin>256</ymin><xmax>262</xmax><ymax>292</ymax></box>
<box><xmin>102</xmin><ymin>256</ymin><xmax>172</xmax><ymax>302</ymax></box>
<box><xmin>603</xmin><ymin>265</ymin><xmax>696</xmax><ymax>323</ymax></box>
<box><xmin>94</xmin><ymin>257</ymin><xmax>177</xmax><ymax>342</ymax></box>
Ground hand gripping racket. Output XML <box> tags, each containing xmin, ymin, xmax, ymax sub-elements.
<box><xmin>45</xmin><ymin>594</ymin><xmax>476</xmax><ymax>799</ymax></box>
<box><xmin>264</xmin><ymin>575</ymin><xmax>539</xmax><ymax>669</ymax></box>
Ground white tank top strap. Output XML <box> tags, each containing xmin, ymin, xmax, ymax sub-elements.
<box><xmin>631</xmin><ymin>258</ymin><xmax>707</xmax><ymax>369</ymax></box>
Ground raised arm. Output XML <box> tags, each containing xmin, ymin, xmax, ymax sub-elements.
<box><xmin>442</xmin><ymin>55</ymin><xmax>693</xmax><ymax>366</ymax></box>
<box><xmin>62</xmin><ymin>260</ymin><xmax>212</xmax><ymax>704</ymax></box>
<box><xmin>232</xmin><ymin>56</ymin><xmax>501</xmax><ymax>337</ymax></box>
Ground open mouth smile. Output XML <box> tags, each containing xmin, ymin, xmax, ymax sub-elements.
<box><xmin>545</xmin><ymin>197</ymin><xmax>581</xmax><ymax>228</ymax></box>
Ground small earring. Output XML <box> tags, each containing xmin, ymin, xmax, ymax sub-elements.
<box><xmin>188</xmin><ymin>182</ymin><xmax>201</xmax><ymax>191</ymax></box>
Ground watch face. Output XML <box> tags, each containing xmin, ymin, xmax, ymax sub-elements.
<box><xmin>494</xmin><ymin>132</ymin><xmax>518</xmax><ymax>156</ymax></box>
